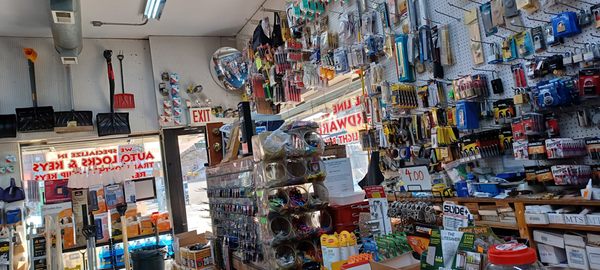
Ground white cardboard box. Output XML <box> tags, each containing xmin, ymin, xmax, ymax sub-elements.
<box><xmin>537</xmin><ymin>243</ymin><xmax>567</xmax><ymax>264</ymax></box>
<box><xmin>565</xmin><ymin>214</ymin><xmax>588</xmax><ymax>225</ymax></box>
<box><xmin>548</xmin><ymin>213</ymin><xmax>566</xmax><ymax>224</ymax></box>
<box><xmin>534</xmin><ymin>230</ymin><xmax>565</xmax><ymax>248</ymax></box>
<box><xmin>565</xmin><ymin>234</ymin><xmax>587</xmax><ymax>248</ymax></box>
<box><xmin>587</xmin><ymin>214</ymin><xmax>600</xmax><ymax>226</ymax></box>
<box><xmin>566</xmin><ymin>245</ymin><xmax>590</xmax><ymax>269</ymax></box>
<box><xmin>587</xmin><ymin>245</ymin><xmax>600</xmax><ymax>270</ymax></box>
<box><xmin>525</xmin><ymin>213</ymin><xmax>549</xmax><ymax>224</ymax></box>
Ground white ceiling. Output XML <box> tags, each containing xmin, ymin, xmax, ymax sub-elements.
<box><xmin>0</xmin><ymin>0</ymin><xmax>286</xmax><ymax>39</ymax></box>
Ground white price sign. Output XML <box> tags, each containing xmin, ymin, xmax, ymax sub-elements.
<box><xmin>398</xmin><ymin>166</ymin><xmax>432</xmax><ymax>191</ymax></box>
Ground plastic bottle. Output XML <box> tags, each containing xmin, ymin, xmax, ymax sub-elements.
<box><xmin>348</xmin><ymin>233</ymin><xmax>359</xmax><ymax>256</ymax></box>
<box><xmin>485</xmin><ymin>243</ymin><xmax>544</xmax><ymax>270</ymax></box>
<box><xmin>339</xmin><ymin>231</ymin><xmax>350</xmax><ymax>260</ymax></box>
<box><xmin>321</xmin><ymin>234</ymin><xmax>341</xmax><ymax>270</ymax></box>
<box><xmin>466</xmin><ymin>173</ymin><xmax>477</xmax><ymax>196</ymax></box>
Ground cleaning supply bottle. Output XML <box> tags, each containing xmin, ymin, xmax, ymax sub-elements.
<box><xmin>339</xmin><ymin>231</ymin><xmax>350</xmax><ymax>260</ymax></box>
<box><xmin>321</xmin><ymin>234</ymin><xmax>341</xmax><ymax>270</ymax></box>
<box><xmin>349</xmin><ymin>233</ymin><xmax>359</xmax><ymax>256</ymax></box>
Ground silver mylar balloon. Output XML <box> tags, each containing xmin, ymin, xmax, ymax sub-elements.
<box><xmin>210</xmin><ymin>47</ymin><xmax>248</xmax><ymax>93</ymax></box>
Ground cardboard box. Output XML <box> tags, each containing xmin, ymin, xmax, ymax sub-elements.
<box><xmin>548</xmin><ymin>213</ymin><xmax>566</xmax><ymax>224</ymax></box>
<box><xmin>190</xmin><ymin>246</ymin><xmax>213</xmax><ymax>269</ymax></box>
<box><xmin>565</xmin><ymin>214</ymin><xmax>588</xmax><ymax>225</ymax></box>
<box><xmin>173</xmin><ymin>231</ymin><xmax>208</xmax><ymax>265</ymax></box>
<box><xmin>565</xmin><ymin>234</ymin><xmax>587</xmax><ymax>248</ymax></box>
<box><xmin>525</xmin><ymin>213</ymin><xmax>549</xmax><ymax>224</ymax></box>
<box><xmin>534</xmin><ymin>230</ymin><xmax>564</xmax><ymax>248</ymax></box>
<box><xmin>587</xmin><ymin>213</ymin><xmax>600</xmax><ymax>226</ymax></box>
<box><xmin>537</xmin><ymin>243</ymin><xmax>567</xmax><ymax>264</ymax></box>
<box><xmin>369</xmin><ymin>252</ymin><xmax>420</xmax><ymax>270</ymax></box>
<box><xmin>587</xmin><ymin>245</ymin><xmax>600</xmax><ymax>270</ymax></box>
<box><xmin>566</xmin><ymin>245</ymin><xmax>590</xmax><ymax>269</ymax></box>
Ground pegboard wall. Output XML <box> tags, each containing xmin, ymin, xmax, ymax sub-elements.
<box><xmin>320</xmin><ymin>0</ymin><xmax>600</xmax><ymax>173</ymax></box>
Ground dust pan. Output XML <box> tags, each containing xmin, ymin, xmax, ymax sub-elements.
<box><xmin>54</xmin><ymin>65</ymin><xmax>94</xmax><ymax>133</ymax></box>
<box><xmin>97</xmin><ymin>50</ymin><xmax>131</xmax><ymax>137</ymax></box>
<box><xmin>0</xmin><ymin>114</ymin><xmax>17</xmax><ymax>138</ymax></box>
<box><xmin>16</xmin><ymin>48</ymin><xmax>55</xmax><ymax>132</ymax></box>
<box><xmin>113</xmin><ymin>51</ymin><xmax>135</xmax><ymax>109</ymax></box>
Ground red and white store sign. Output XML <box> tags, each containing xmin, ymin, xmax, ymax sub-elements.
<box><xmin>28</xmin><ymin>144</ymin><xmax>156</xmax><ymax>181</ymax></box>
<box><xmin>316</xmin><ymin>95</ymin><xmax>370</xmax><ymax>145</ymax></box>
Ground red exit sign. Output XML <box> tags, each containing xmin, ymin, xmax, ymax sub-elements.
<box><xmin>189</xmin><ymin>107</ymin><xmax>212</xmax><ymax>126</ymax></box>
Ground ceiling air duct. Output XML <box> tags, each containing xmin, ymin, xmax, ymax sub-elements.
<box><xmin>50</xmin><ymin>0</ymin><xmax>83</xmax><ymax>64</ymax></box>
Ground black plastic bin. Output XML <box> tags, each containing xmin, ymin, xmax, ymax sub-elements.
<box><xmin>131</xmin><ymin>245</ymin><xmax>166</xmax><ymax>270</ymax></box>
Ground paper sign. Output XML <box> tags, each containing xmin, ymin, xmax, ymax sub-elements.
<box><xmin>364</xmin><ymin>185</ymin><xmax>386</xmax><ymax>199</ymax></box>
<box><xmin>189</xmin><ymin>107</ymin><xmax>213</xmax><ymax>126</ymax></box>
<box><xmin>441</xmin><ymin>230</ymin><xmax>464</xmax><ymax>268</ymax></box>
<box><xmin>442</xmin><ymin>202</ymin><xmax>472</xmax><ymax>231</ymax></box>
<box><xmin>324</xmin><ymin>158</ymin><xmax>355</xmax><ymax>194</ymax></box>
<box><xmin>397</xmin><ymin>166</ymin><xmax>433</xmax><ymax>191</ymax></box>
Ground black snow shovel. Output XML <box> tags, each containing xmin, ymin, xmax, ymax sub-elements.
<box><xmin>54</xmin><ymin>65</ymin><xmax>94</xmax><ymax>133</ymax></box>
<box><xmin>0</xmin><ymin>114</ymin><xmax>17</xmax><ymax>138</ymax></box>
<box><xmin>16</xmin><ymin>48</ymin><xmax>55</xmax><ymax>132</ymax></box>
<box><xmin>96</xmin><ymin>50</ymin><xmax>130</xmax><ymax>137</ymax></box>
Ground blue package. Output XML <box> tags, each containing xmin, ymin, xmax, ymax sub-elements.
<box><xmin>456</xmin><ymin>101</ymin><xmax>480</xmax><ymax>130</ymax></box>
<box><xmin>395</xmin><ymin>35</ymin><xmax>415</xmax><ymax>82</ymax></box>
<box><xmin>552</xmin><ymin>11</ymin><xmax>581</xmax><ymax>38</ymax></box>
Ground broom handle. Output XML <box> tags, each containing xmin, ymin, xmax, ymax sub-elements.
<box><xmin>66</xmin><ymin>65</ymin><xmax>75</xmax><ymax>110</ymax></box>
<box><xmin>104</xmin><ymin>50</ymin><xmax>115</xmax><ymax>113</ymax></box>
<box><xmin>28</xmin><ymin>59</ymin><xmax>38</xmax><ymax>107</ymax></box>
<box><xmin>117</xmin><ymin>54</ymin><xmax>125</xmax><ymax>94</ymax></box>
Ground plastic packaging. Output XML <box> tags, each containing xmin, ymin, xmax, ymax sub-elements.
<box><xmin>485</xmin><ymin>243</ymin><xmax>543</xmax><ymax>270</ymax></box>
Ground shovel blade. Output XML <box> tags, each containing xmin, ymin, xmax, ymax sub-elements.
<box><xmin>54</xmin><ymin>110</ymin><xmax>94</xmax><ymax>133</ymax></box>
<box><xmin>0</xmin><ymin>115</ymin><xmax>17</xmax><ymax>138</ymax></box>
<box><xmin>96</xmin><ymin>112</ymin><xmax>131</xmax><ymax>137</ymax></box>
<box><xmin>16</xmin><ymin>106</ymin><xmax>55</xmax><ymax>132</ymax></box>
<box><xmin>114</xmin><ymin>94</ymin><xmax>136</xmax><ymax>109</ymax></box>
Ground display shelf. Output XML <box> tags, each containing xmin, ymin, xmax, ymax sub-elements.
<box><xmin>62</xmin><ymin>231</ymin><xmax>173</xmax><ymax>254</ymax></box>
<box><xmin>388</xmin><ymin>195</ymin><xmax>600</xmax><ymax>207</ymax></box>
<box><xmin>527</xmin><ymin>223</ymin><xmax>600</xmax><ymax>233</ymax></box>
<box><xmin>473</xmin><ymin>220</ymin><xmax>518</xmax><ymax>231</ymax></box>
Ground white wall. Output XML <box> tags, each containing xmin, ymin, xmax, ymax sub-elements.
<box><xmin>148</xmin><ymin>36</ymin><xmax>241</xmax><ymax>126</ymax></box>
<box><xmin>0</xmin><ymin>37</ymin><xmax>158</xmax><ymax>143</ymax></box>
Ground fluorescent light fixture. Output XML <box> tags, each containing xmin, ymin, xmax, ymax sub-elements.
<box><xmin>144</xmin><ymin>0</ymin><xmax>167</xmax><ymax>20</ymax></box>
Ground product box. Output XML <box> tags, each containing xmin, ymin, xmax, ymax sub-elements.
<box><xmin>94</xmin><ymin>212</ymin><xmax>110</xmax><ymax>243</ymax></box>
<box><xmin>565</xmin><ymin>234</ymin><xmax>587</xmax><ymax>248</ymax></box>
<box><xmin>587</xmin><ymin>245</ymin><xmax>600</xmax><ymax>270</ymax></box>
<box><xmin>369</xmin><ymin>252</ymin><xmax>420</xmax><ymax>270</ymax></box>
<box><xmin>565</xmin><ymin>213</ymin><xmax>588</xmax><ymax>225</ymax></box>
<box><xmin>587</xmin><ymin>213</ymin><xmax>600</xmax><ymax>226</ymax></box>
<box><xmin>89</xmin><ymin>185</ymin><xmax>108</xmax><ymax>215</ymax></box>
<box><xmin>110</xmin><ymin>210</ymin><xmax>123</xmax><ymax>241</ymax></box>
<box><xmin>548</xmin><ymin>213</ymin><xmax>566</xmax><ymax>224</ymax></box>
<box><xmin>534</xmin><ymin>230</ymin><xmax>565</xmax><ymax>248</ymax></box>
<box><xmin>189</xmin><ymin>245</ymin><xmax>213</xmax><ymax>269</ymax></box>
<box><xmin>70</xmin><ymin>188</ymin><xmax>89</xmax><ymax>247</ymax></box>
<box><xmin>44</xmin><ymin>179</ymin><xmax>71</xmax><ymax>204</ymax></box>
<box><xmin>566</xmin><ymin>245</ymin><xmax>590</xmax><ymax>269</ymax></box>
<box><xmin>58</xmin><ymin>207</ymin><xmax>76</xmax><ymax>249</ymax></box>
<box><xmin>173</xmin><ymin>231</ymin><xmax>208</xmax><ymax>266</ymax></box>
<box><xmin>140</xmin><ymin>216</ymin><xmax>154</xmax><ymax>235</ymax></box>
<box><xmin>537</xmin><ymin>243</ymin><xmax>567</xmax><ymax>264</ymax></box>
<box><xmin>104</xmin><ymin>184</ymin><xmax>125</xmax><ymax>210</ymax></box>
<box><xmin>525</xmin><ymin>213</ymin><xmax>549</xmax><ymax>224</ymax></box>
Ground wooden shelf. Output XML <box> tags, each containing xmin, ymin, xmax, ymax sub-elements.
<box><xmin>527</xmin><ymin>223</ymin><xmax>600</xmax><ymax>232</ymax></box>
<box><xmin>474</xmin><ymin>220</ymin><xmax>519</xmax><ymax>230</ymax></box>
